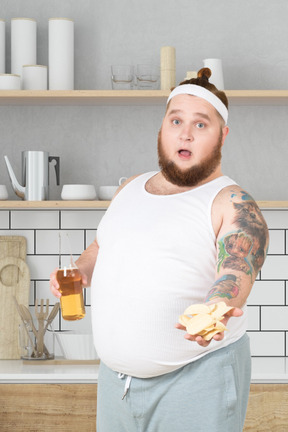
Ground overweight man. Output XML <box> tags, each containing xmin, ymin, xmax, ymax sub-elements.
<box><xmin>50</xmin><ymin>68</ymin><xmax>269</xmax><ymax>432</ymax></box>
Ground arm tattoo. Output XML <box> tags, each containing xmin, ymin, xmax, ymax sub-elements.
<box><xmin>205</xmin><ymin>275</ymin><xmax>240</xmax><ymax>302</ymax></box>
<box><xmin>217</xmin><ymin>191</ymin><xmax>269</xmax><ymax>276</ymax></box>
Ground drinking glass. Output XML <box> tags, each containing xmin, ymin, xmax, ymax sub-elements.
<box><xmin>111</xmin><ymin>64</ymin><xmax>134</xmax><ymax>90</ymax></box>
<box><xmin>136</xmin><ymin>64</ymin><xmax>160</xmax><ymax>90</ymax></box>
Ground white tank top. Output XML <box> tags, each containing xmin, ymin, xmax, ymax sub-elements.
<box><xmin>91</xmin><ymin>172</ymin><xmax>247</xmax><ymax>378</ymax></box>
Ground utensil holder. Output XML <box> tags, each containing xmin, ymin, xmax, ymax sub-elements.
<box><xmin>19</xmin><ymin>322</ymin><xmax>55</xmax><ymax>360</ymax></box>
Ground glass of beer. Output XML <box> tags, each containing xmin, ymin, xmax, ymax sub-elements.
<box><xmin>56</xmin><ymin>264</ymin><xmax>86</xmax><ymax>321</ymax></box>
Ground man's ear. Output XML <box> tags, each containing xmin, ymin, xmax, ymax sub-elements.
<box><xmin>221</xmin><ymin>126</ymin><xmax>229</xmax><ymax>147</ymax></box>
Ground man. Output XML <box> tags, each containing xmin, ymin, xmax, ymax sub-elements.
<box><xmin>50</xmin><ymin>68</ymin><xmax>269</xmax><ymax>431</ymax></box>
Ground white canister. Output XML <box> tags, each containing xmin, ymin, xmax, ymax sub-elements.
<box><xmin>49</xmin><ymin>18</ymin><xmax>74</xmax><ymax>90</ymax></box>
<box><xmin>11</xmin><ymin>18</ymin><xmax>37</xmax><ymax>87</ymax></box>
<box><xmin>203</xmin><ymin>58</ymin><xmax>224</xmax><ymax>90</ymax></box>
<box><xmin>22</xmin><ymin>65</ymin><xmax>47</xmax><ymax>90</ymax></box>
<box><xmin>0</xmin><ymin>74</ymin><xmax>21</xmax><ymax>90</ymax></box>
<box><xmin>0</xmin><ymin>20</ymin><xmax>5</xmax><ymax>74</ymax></box>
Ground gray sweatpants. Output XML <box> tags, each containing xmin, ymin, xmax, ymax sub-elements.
<box><xmin>97</xmin><ymin>334</ymin><xmax>251</xmax><ymax>432</ymax></box>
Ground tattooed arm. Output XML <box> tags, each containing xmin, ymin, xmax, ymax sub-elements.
<box><xmin>206</xmin><ymin>186</ymin><xmax>269</xmax><ymax>308</ymax></box>
<box><xmin>179</xmin><ymin>185</ymin><xmax>269</xmax><ymax>346</ymax></box>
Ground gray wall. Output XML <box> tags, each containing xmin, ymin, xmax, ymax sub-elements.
<box><xmin>1</xmin><ymin>0</ymin><xmax>287</xmax><ymax>200</ymax></box>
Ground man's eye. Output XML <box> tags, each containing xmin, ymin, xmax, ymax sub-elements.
<box><xmin>196</xmin><ymin>122</ymin><xmax>205</xmax><ymax>129</ymax></box>
<box><xmin>172</xmin><ymin>119</ymin><xmax>180</xmax><ymax>125</ymax></box>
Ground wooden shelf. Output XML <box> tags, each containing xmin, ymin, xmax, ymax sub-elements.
<box><xmin>0</xmin><ymin>200</ymin><xmax>287</xmax><ymax>209</ymax></box>
<box><xmin>0</xmin><ymin>200</ymin><xmax>110</xmax><ymax>209</ymax></box>
<box><xmin>0</xmin><ymin>90</ymin><xmax>288</xmax><ymax>106</ymax></box>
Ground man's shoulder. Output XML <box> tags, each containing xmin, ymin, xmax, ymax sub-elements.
<box><xmin>214</xmin><ymin>184</ymin><xmax>257</xmax><ymax>208</ymax></box>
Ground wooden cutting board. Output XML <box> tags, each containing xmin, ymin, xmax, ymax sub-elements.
<box><xmin>0</xmin><ymin>236</ymin><xmax>30</xmax><ymax>359</ymax></box>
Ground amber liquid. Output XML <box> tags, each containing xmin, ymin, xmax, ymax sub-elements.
<box><xmin>56</xmin><ymin>268</ymin><xmax>85</xmax><ymax>321</ymax></box>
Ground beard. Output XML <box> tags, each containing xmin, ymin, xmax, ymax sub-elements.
<box><xmin>157</xmin><ymin>130</ymin><xmax>223</xmax><ymax>187</ymax></box>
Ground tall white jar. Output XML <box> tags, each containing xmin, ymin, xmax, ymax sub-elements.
<box><xmin>0</xmin><ymin>20</ymin><xmax>5</xmax><ymax>74</ymax></box>
<box><xmin>11</xmin><ymin>18</ymin><xmax>37</xmax><ymax>88</ymax></box>
<box><xmin>49</xmin><ymin>18</ymin><xmax>74</xmax><ymax>90</ymax></box>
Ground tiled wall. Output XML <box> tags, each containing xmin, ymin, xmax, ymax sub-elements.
<box><xmin>0</xmin><ymin>207</ymin><xmax>287</xmax><ymax>358</ymax></box>
<box><xmin>247</xmin><ymin>210</ymin><xmax>288</xmax><ymax>357</ymax></box>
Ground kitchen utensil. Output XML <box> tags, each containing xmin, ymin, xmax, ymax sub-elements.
<box><xmin>13</xmin><ymin>297</ymin><xmax>38</xmax><ymax>357</ymax></box>
<box><xmin>61</xmin><ymin>184</ymin><xmax>97</xmax><ymax>200</ymax></box>
<box><xmin>4</xmin><ymin>150</ymin><xmax>60</xmax><ymax>201</ymax></box>
<box><xmin>35</xmin><ymin>299</ymin><xmax>49</xmax><ymax>357</ymax></box>
<box><xmin>43</xmin><ymin>303</ymin><xmax>60</xmax><ymax>333</ymax></box>
<box><xmin>0</xmin><ymin>238</ymin><xmax>30</xmax><ymax>359</ymax></box>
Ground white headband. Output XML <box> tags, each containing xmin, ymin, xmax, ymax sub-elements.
<box><xmin>167</xmin><ymin>84</ymin><xmax>228</xmax><ymax>125</ymax></box>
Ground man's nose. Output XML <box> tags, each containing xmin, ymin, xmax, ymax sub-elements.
<box><xmin>180</xmin><ymin>125</ymin><xmax>193</xmax><ymax>141</ymax></box>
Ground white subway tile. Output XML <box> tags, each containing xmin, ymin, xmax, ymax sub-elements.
<box><xmin>35</xmin><ymin>280</ymin><xmax>59</xmax><ymax>305</ymax></box>
<box><xmin>36</xmin><ymin>230</ymin><xmax>84</xmax><ymax>255</ymax></box>
<box><xmin>0</xmin><ymin>229</ymin><xmax>34</xmax><ymax>254</ymax></box>
<box><xmin>267</xmin><ymin>230</ymin><xmax>285</xmax><ymax>254</ymax></box>
<box><xmin>86</xmin><ymin>230</ymin><xmax>97</xmax><ymax>248</ymax></box>
<box><xmin>247</xmin><ymin>306</ymin><xmax>260</xmax><ymax>331</ymax></box>
<box><xmin>261</xmin><ymin>306</ymin><xmax>288</xmax><ymax>330</ymax></box>
<box><xmin>261</xmin><ymin>210</ymin><xmax>288</xmax><ymax>229</ymax></box>
<box><xmin>248</xmin><ymin>281</ymin><xmax>285</xmax><ymax>305</ymax></box>
<box><xmin>26</xmin><ymin>255</ymin><xmax>59</xmax><ymax>279</ymax></box>
<box><xmin>261</xmin><ymin>256</ymin><xmax>288</xmax><ymax>280</ymax></box>
<box><xmin>61</xmin><ymin>210</ymin><xmax>105</xmax><ymax>229</ymax></box>
<box><xmin>0</xmin><ymin>211</ymin><xmax>9</xmax><ymax>228</ymax></box>
<box><xmin>248</xmin><ymin>331</ymin><xmax>284</xmax><ymax>356</ymax></box>
<box><xmin>11</xmin><ymin>211</ymin><xmax>59</xmax><ymax>229</ymax></box>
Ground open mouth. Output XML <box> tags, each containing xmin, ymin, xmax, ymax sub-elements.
<box><xmin>178</xmin><ymin>149</ymin><xmax>192</xmax><ymax>158</ymax></box>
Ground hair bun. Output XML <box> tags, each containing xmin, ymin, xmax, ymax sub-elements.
<box><xmin>197</xmin><ymin>67</ymin><xmax>212</xmax><ymax>81</ymax></box>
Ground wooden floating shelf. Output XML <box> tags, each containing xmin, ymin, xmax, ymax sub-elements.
<box><xmin>0</xmin><ymin>200</ymin><xmax>287</xmax><ymax>209</ymax></box>
<box><xmin>0</xmin><ymin>90</ymin><xmax>288</xmax><ymax>106</ymax></box>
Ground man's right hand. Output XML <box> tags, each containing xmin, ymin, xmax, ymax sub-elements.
<box><xmin>49</xmin><ymin>268</ymin><xmax>89</xmax><ymax>298</ymax></box>
<box><xmin>50</xmin><ymin>268</ymin><xmax>61</xmax><ymax>298</ymax></box>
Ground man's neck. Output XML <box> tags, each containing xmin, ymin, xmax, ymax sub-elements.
<box><xmin>145</xmin><ymin>169</ymin><xmax>223</xmax><ymax>196</ymax></box>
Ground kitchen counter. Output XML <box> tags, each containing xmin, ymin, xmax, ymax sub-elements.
<box><xmin>0</xmin><ymin>359</ymin><xmax>99</xmax><ymax>384</ymax></box>
<box><xmin>0</xmin><ymin>357</ymin><xmax>287</xmax><ymax>384</ymax></box>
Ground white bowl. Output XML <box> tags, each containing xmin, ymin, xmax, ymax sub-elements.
<box><xmin>0</xmin><ymin>185</ymin><xmax>8</xmax><ymax>200</ymax></box>
<box><xmin>55</xmin><ymin>331</ymin><xmax>98</xmax><ymax>360</ymax></box>
<box><xmin>61</xmin><ymin>184</ymin><xmax>97</xmax><ymax>201</ymax></box>
<box><xmin>98</xmin><ymin>185</ymin><xmax>118</xmax><ymax>200</ymax></box>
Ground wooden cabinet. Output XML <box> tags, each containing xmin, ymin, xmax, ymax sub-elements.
<box><xmin>244</xmin><ymin>384</ymin><xmax>288</xmax><ymax>432</ymax></box>
<box><xmin>1</xmin><ymin>383</ymin><xmax>288</xmax><ymax>431</ymax></box>
<box><xmin>0</xmin><ymin>384</ymin><xmax>97</xmax><ymax>432</ymax></box>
